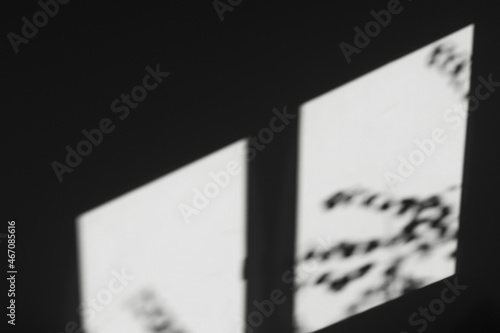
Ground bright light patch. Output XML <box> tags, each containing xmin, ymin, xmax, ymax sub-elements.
<box><xmin>77</xmin><ymin>139</ymin><xmax>247</xmax><ymax>333</ymax></box>
<box><xmin>295</xmin><ymin>25</ymin><xmax>474</xmax><ymax>332</ymax></box>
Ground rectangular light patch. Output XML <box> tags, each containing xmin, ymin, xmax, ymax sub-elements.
<box><xmin>77</xmin><ymin>139</ymin><xmax>247</xmax><ymax>333</ymax></box>
<box><xmin>295</xmin><ymin>25</ymin><xmax>474</xmax><ymax>332</ymax></box>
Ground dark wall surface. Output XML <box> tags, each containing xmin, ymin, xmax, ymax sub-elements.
<box><xmin>2</xmin><ymin>1</ymin><xmax>500</xmax><ymax>332</ymax></box>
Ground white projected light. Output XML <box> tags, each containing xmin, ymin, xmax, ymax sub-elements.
<box><xmin>77</xmin><ymin>139</ymin><xmax>247</xmax><ymax>333</ymax></box>
<box><xmin>295</xmin><ymin>25</ymin><xmax>473</xmax><ymax>332</ymax></box>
